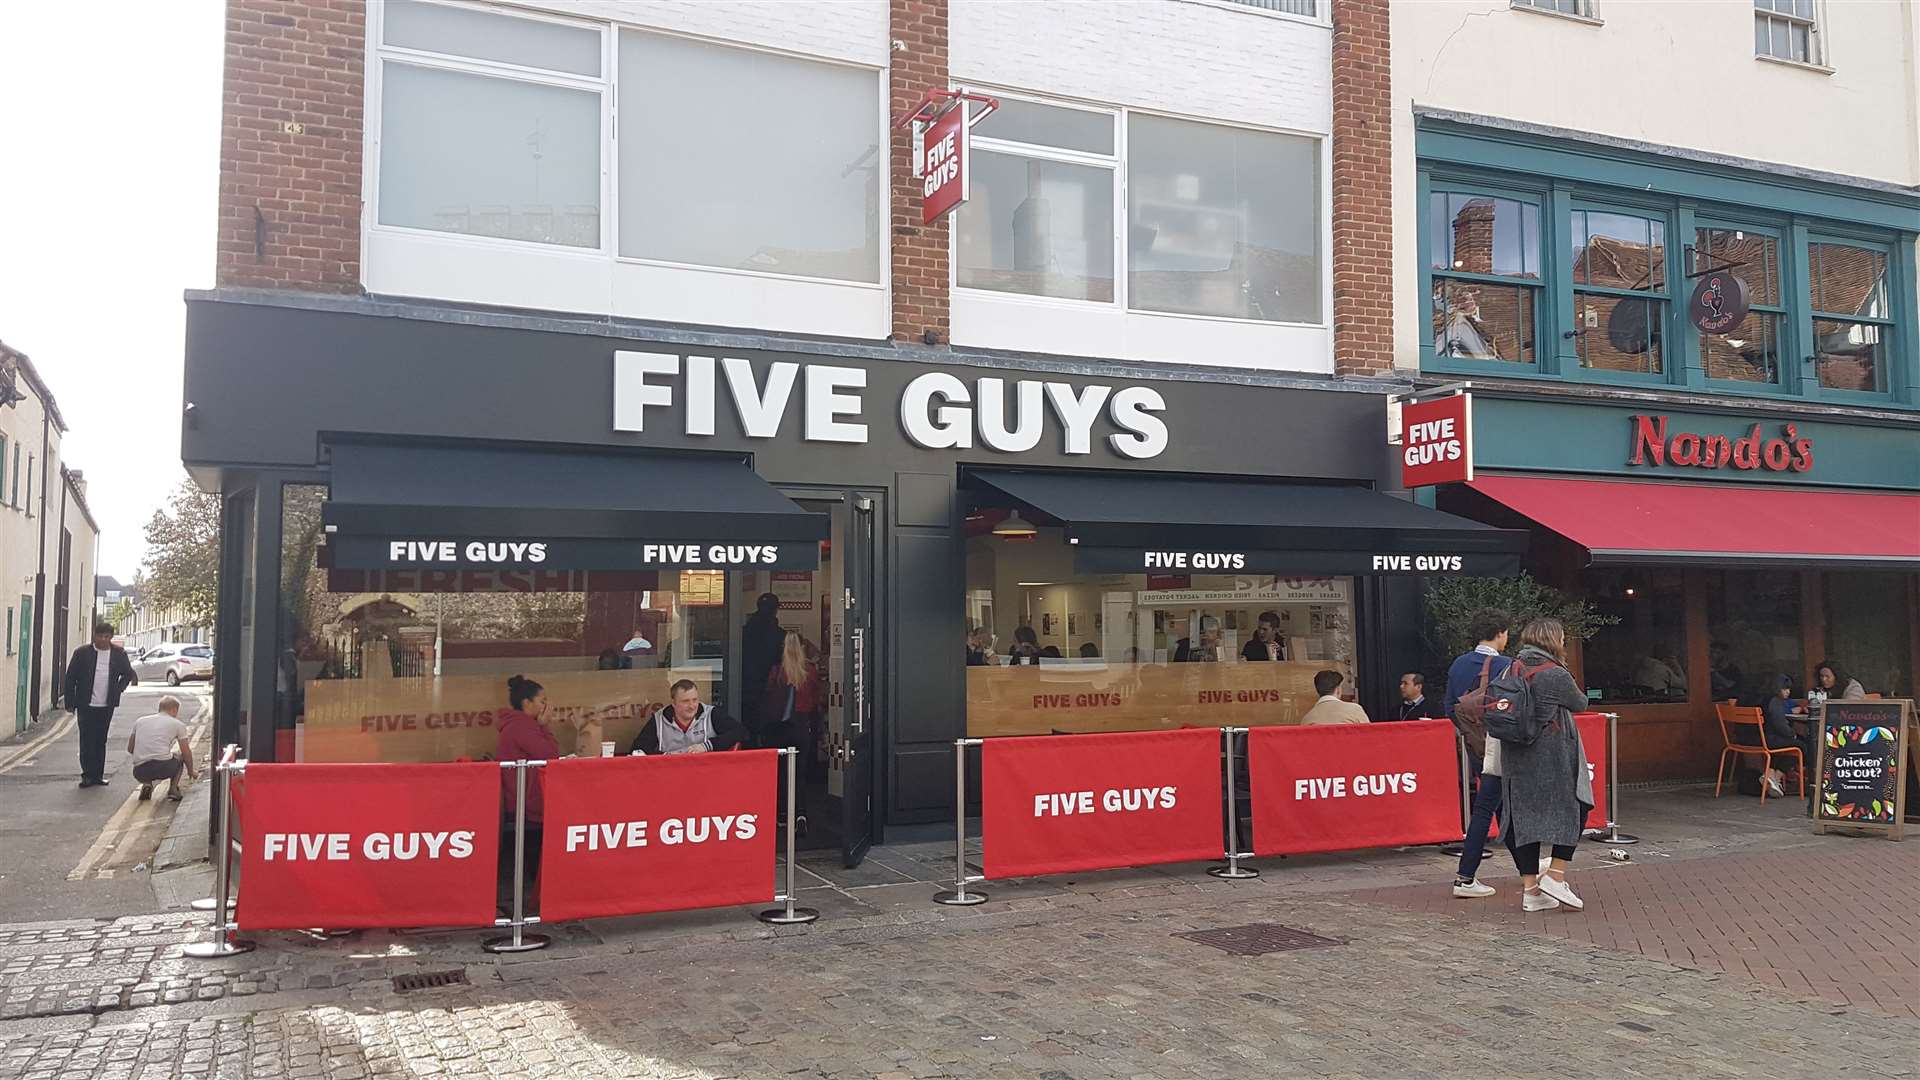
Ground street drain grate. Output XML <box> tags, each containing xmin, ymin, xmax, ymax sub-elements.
<box><xmin>1175</xmin><ymin>923</ymin><xmax>1345</xmax><ymax>956</ymax></box>
<box><xmin>392</xmin><ymin>970</ymin><xmax>469</xmax><ymax>993</ymax></box>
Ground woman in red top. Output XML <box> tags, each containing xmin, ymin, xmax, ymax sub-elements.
<box><xmin>762</xmin><ymin>632</ymin><xmax>822</xmax><ymax>833</ymax></box>
<box><xmin>495</xmin><ymin>675</ymin><xmax>558</xmax><ymax>911</ymax></box>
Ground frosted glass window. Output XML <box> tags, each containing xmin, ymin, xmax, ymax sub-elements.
<box><xmin>383</xmin><ymin>0</ymin><xmax>601</xmax><ymax>76</ymax></box>
<box><xmin>618</xmin><ymin>31</ymin><xmax>881</xmax><ymax>283</ymax></box>
<box><xmin>1126</xmin><ymin>115</ymin><xmax>1319</xmax><ymax>322</ymax></box>
<box><xmin>378</xmin><ymin>63</ymin><xmax>602</xmax><ymax>248</ymax></box>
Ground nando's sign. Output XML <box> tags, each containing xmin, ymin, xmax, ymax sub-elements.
<box><xmin>1627</xmin><ymin>414</ymin><xmax>1812</xmax><ymax>474</ymax></box>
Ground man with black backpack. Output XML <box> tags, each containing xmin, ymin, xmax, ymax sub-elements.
<box><xmin>1445</xmin><ymin>608</ymin><xmax>1512</xmax><ymax>899</ymax></box>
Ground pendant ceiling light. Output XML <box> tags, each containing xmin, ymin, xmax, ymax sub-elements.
<box><xmin>992</xmin><ymin>509</ymin><xmax>1038</xmax><ymax>538</ymax></box>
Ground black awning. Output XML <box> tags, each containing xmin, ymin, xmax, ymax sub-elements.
<box><xmin>321</xmin><ymin>440</ymin><xmax>825</xmax><ymax>571</ymax></box>
<box><xmin>970</xmin><ymin>469</ymin><xmax>1526</xmax><ymax>576</ymax></box>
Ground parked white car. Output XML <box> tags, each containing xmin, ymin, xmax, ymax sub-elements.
<box><xmin>133</xmin><ymin>643</ymin><xmax>214</xmax><ymax>686</ymax></box>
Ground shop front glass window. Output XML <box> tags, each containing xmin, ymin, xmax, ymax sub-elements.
<box><xmin>276</xmin><ymin>486</ymin><xmax>727</xmax><ymax>763</ymax></box>
<box><xmin>963</xmin><ymin>510</ymin><xmax>1357</xmax><ymax>738</ymax></box>
<box><xmin>1429</xmin><ymin>192</ymin><xmax>1541</xmax><ymax>363</ymax></box>
<box><xmin>1824</xmin><ymin>572</ymin><xmax>1914</xmax><ymax>698</ymax></box>
<box><xmin>1705</xmin><ymin>570</ymin><xmax>1802</xmax><ymax>706</ymax></box>
<box><xmin>1572</xmin><ymin>209</ymin><xmax>1668</xmax><ymax>375</ymax></box>
<box><xmin>1580</xmin><ymin>568</ymin><xmax>1688</xmax><ymax>705</ymax></box>
<box><xmin>1808</xmin><ymin>242</ymin><xmax>1892</xmax><ymax>392</ymax></box>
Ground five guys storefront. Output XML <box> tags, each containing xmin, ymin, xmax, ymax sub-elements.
<box><xmin>185</xmin><ymin>292</ymin><xmax>1522</xmax><ymax>866</ymax></box>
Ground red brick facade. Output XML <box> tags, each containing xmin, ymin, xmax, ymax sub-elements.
<box><xmin>216</xmin><ymin>0</ymin><xmax>364</xmax><ymax>292</ymax></box>
<box><xmin>888</xmin><ymin>0</ymin><xmax>951</xmax><ymax>344</ymax></box>
<box><xmin>1329</xmin><ymin>0</ymin><xmax>1393</xmax><ymax>377</ymax></box>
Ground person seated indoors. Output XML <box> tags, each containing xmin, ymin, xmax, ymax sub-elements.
<box><xmin>1300</xmin><ymin>669</ymin><xmax>1370</xmax><ymax>725</ymax></box>
<box><xmin>631</xmin><ymin>680</ymin><xmax>749</xmax><ymax>755</ymax></box>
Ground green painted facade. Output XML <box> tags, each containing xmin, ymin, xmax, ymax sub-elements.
<box><xmin>1470</xmin><ymin>397</ymin><xmax>1920</xmax><ymax>491</ymax></box>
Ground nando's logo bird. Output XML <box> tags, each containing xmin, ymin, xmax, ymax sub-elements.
<box><xmin>1691</xmin><ymin>273</ymin><xmax>1748</xmax><ymax>334</ymax></box>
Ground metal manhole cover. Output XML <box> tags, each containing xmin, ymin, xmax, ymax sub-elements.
<box><xmin>1174</xmin><ymin>923</ymin><xmax>1344</xmax><ymax>956</ymax></box>
<box><xmin>392</xmin><ymin>969</ymin><xmax>469</xmax><ymax>993</ymax></box>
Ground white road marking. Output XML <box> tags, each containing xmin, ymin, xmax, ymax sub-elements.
<box><xmin>65</xmin><ymin>695</ymin><xmax>212</xmax><ymax>882</ymax></box>
<box><xmin>0</xmin><ymin>712</ymin><xmax>77</xmax><ymax>774</ymax></box>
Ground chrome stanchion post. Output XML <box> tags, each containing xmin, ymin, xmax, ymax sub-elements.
<box><xmin>190</xmin><ymin>744</ymin><xmax>241</xmax><ymax>914</ymax></box>
<box><xmin>760</xmin><ymin>748</ymin><xmax>820</xmax><ymax>925</ymax></box>
<box><xmin>183</xmin><ymin>756</ymin><xmax>255</xmax><ymax>958</ymax></box>
<box><xmin>484</xmin><ymin>761</ymin><xmax>550</xmax><ymax>953</ymax></box>
<box><xmin>1600</xmin><ymin>712</ymin><xmax>1639</xmax><ymax>845</ymax></box>
<box><xmin>934</xmin><ymin>738</ymin><xmax>988</xmax><ymax>905</ymax></box>
<box><xmin>1209</xmin><ymin>727</ymin><xmax>1258</xmax><ymax>879</ymax></box>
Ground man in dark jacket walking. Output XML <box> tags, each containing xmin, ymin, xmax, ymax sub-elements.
<box><xmin>1445</xmin><ymin>608</ymin><xmax>1512</xmax><ymax>898</ymax></box>
<box><xmin>741</xmin><ymin>593</ymin><xmax>784</xmax><ymax>741</ymax></box>
<box><xmin>64</xmin><ymin>622</ymin><xmax>137</xmax><ymax>789</ymax></box>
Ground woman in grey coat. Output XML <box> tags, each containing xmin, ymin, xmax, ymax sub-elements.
<box><xmin>1499</xmin><ymin>618</ymin><xmax>1594</xmax><ymax>913</ymax></box>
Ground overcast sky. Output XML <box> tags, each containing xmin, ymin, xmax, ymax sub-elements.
<box><xmin>0</xmin><ymin>1</ymin><xmax>224</xmax><ymax>581</ymax></box>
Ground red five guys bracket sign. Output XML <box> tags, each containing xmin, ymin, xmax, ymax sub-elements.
<box><xmin>1249</xmin><ymin>720</ymin><xmax>1463</xmax><ymax>856</ymax></box>
<box><xmin>982</xmin><ymin>728</ymin><xmax>1222</xmax><ymax>878</ymax></box>
<box><xmin>1400</xmin><ymin>393</ymin><xmax>1472</xmax><ymax>488</ymax></box>
<box><xmin>238</xmin><ymin>763</ymin><xmax>501</xmax><ymax>930</ymax></box>
<box><xmin>539</xmin><ymin>751</ymin><xmax>778</xmax><ymax>921</ymax></box>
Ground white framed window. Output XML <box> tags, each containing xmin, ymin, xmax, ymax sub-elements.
<box><xmin>365</xmin><ymin>1</ymin><xmax>889</xmax><ymax>338</ymax></box>
<box><xmin>374</xmin><ymin>1</ymin><xmax>608</xmax><ymax>250</ymax></box>
<box><xmin>1213</xmin><ymin>0</ymin><xmax>1319</xmax><ymax>18</ymax></box>
<box><xmin>1755</xmin><ymin>0</ymin><xmax>1822</xmax><ymax>66</ymax></box>
<box><xmin>1513</xmin><ymin>0</ymin><xmax>1594</xmax><ymax>18</ymax></box>
<box><xmin>956</xmin><ymin>91</ymin><xmax>1322</xmax><ymax>324</ymax></box>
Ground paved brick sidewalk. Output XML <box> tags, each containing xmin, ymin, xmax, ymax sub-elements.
<box><xmin>1348</xmin><ymin>836</ymin><xmax>1920</xmax><ymax>1020</ymax></box>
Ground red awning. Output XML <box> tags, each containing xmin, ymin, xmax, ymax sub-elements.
<box><xmin>1466</xmin><ymin>475</ymin><xmax>1920</xmax><ymax>568</ymax></box>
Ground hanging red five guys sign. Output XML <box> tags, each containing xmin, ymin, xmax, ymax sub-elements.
<box><xmin>918</xmin><ymin>103</ymin><xmax>970</xmax><ymax>224</ymax></box>
<box><xmin>1400</xmin><ymin>392</ymin><xmax>1473</xmax><ymax>488</ymax></box>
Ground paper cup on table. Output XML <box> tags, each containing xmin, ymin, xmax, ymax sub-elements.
<box><xmin>601</xmin><ymin>741</ymin><xmax>617</xmax><ymax>758</ymax></box>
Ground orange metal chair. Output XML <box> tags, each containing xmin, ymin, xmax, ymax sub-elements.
<box><xmin>1713</xmin><ymin>703</ymin><xmax>1804</xmax><ymax>802</ymax></box>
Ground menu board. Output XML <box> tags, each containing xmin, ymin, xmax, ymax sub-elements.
<box><xmin>1814</xmin><ymin>699</ymin><xmax>1911</xmax><ymax>841</ymax></box>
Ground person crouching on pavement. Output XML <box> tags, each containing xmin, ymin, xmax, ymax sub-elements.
<box><xmin>127</xmin><ymin>695</ymin><xmax>197</xmax><ymax>802</ymax></box>
<box><xmin>631</xmin><ymin>680</ymin><xmax>749</xmax><ymax>755</ymax></box>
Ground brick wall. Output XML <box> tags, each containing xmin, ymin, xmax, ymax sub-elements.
<box><xmin>890</xmin><ymin>0</ymin><xmax>950</xmax><ymax>344</ymax></box>
<box><xmin>1330</xmin><ymin>0</ymin><xmax>1392</xmax><ymax>377</ymax></box>
<box><xmin>217</xmin><ymin>0</ymin><xmax>365</xmax><ymax>292</ymax></box>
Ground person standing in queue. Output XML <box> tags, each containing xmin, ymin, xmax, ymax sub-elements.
<box><xmin>762</xmin><ymin>631</ymin><xmax>823</xmax><ymax>834</ymax></box>
<box><xmin>1500</xmin><ymin>618</ymin><xmax>1593</xmax><ymax>914</ymax></box>
<box><xmin>496</xmin><ymin>675</ymin><xmax>559</xmax><ymax>912</ymax></box>
<box><xmin>633</xmin><ymin>680</ymin><xmax>749</xmax><ymax>755</ymax></box>
<box><xmin>1395</xmin><ymin>673</ymin><xmax>1442</xmax><ymax>721</ymax></box>
<box><xmin>741</xmin><ymin>593</ymin><xmax>785</xmax><ymax>740</ymax></box>
<box><xmin>65</xmin><ymin>622</ymin><xmax>137</xmax><ymax>789</ymax></box>
<box><xmin>1446</xmin><ymin>609</ymin><xmax>1512</xmax><ymax>898</ymax></box>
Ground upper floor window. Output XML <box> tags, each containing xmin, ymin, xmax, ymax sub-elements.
<box><xmin>1570</xmin><ymin>208</ymin><xmax>1669</xmax><ymax>376</ymax></box>
<box><xmin>1809</xmin><ymin>241</ymin><xmax>1891</xmax><ymax>393</ymax></box>
<box><xmin>372</xmin><ymin>1</ymin><xmax>883</xmax><ymax>284</ymax></box>
<box><xmin>1694</xmin><ymin>226</ymin><xmax>1783</xmax><ymax>385</ymax></box>
<box><xmin>1514</xmin><ymin>0</ymin><xmax>1594</xmax><ymax>17</ymax></box>
<box><xmin>1429</xmin><ymin>192</ymin><xmax>1540</xmax><ymax>363</ymax></box>
<box><xmin>1755</xmin><ymin>0</ymin><xmax>1821</xmax><ymax>65</ymax></box>
<box><xmin>1218</xmin><ymin>1</ymin><xmax>1319</xmax><ymax>17</ymax></box>
<box><xmin>957</xmin><ymin>94</ymin><xmax>1322</xmax><ymax>324</ymax></box>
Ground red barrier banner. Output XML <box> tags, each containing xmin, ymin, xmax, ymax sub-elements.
<box><xmin>237</xmin><ymin>763</ymin><xmax>500</xmax><ymax>930</ymax></box>
<box><xmin>1576</xmin><ymin>712</ymin><xmax>1608</xmax><ymax>833</ymax></box>
<box><xmin>1249</xmin><ymin>719</ymin><xmax>1463</xmax><ymax>857</ymax></box>
<box><xmin>982</xmin><ymin>728</ymin><xmax>1222</xmax><ymax>879</ymax></box>
<box><xmin>539</xmin><ymin>750</ymin><xmax>777</xmax><ymax>921</ymax></box>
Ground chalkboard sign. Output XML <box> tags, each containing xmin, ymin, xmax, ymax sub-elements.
<box><xmin>1814</xmin><ymin>699</ymin><xmax>1911</xmax><ymax>841</ymax></box>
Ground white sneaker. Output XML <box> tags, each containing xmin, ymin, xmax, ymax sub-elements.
<box><xmin>1766</xmin><ymin>773</ymin><xmax>1785</xmax><ymax>797</ymax></box>
<box><xmin>1452</xmin><ymin>879</ymin><xmax>1496</xmax><ymax>898</ymax></box>
<box><xmin>1522</xmin><ymin>888</ymin><xmax>1561</xmax><ymax>912</ymax></box>
<box><xmin>1538</xmin><ymin>872</ymin><xmax>1584</xmax><ymax>911</ymax></box>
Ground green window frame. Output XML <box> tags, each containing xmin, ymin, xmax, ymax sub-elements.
<box><xmin>1424</xmin><ymin>183</ymin><xmax>1548</xmax><ymax>371</ymax></box>
<box><xmin>1693</xmin><ymin>221</ymin><xmax>1790</xmax><ymax>390</ymax></box>
<box><xmin>1805</xmin><ymin>235</ymin><xmax>1896</xmax><ymax>397</ymax></box>
<box><xmin>1566</xmin><ymin>203</ymin><xmax>1675</xmax><ymax>383</ymax></box>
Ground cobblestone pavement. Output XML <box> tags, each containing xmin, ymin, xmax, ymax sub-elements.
<box><xmin>1349</xmin><ymin>835</ymin><xmax>1920</xmax><ymax>1020</ymax></box>
<box><xmin>0</xmin><ymin>787</ymin><xmax>1914</xmax><ymax>1078</ymax></box>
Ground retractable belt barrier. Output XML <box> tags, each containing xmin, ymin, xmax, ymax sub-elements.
<box><xmin>183</xmin><ymin>747</ymin><xmax>815</xmax><ymax>959</ymax></box>
<box><xmin>933</xmin><ymin>711</ymin><xmax>1634</xmax><ymax>905</ymax></box>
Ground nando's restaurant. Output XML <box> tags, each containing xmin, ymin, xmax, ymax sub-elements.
<box><xmin>183</xmin><ymin>292</ymin><xmax>1523</xmax><ymax>863</ymax></box>
<box><xmin>1435</xmin><ymin>389</ymin><xmax>1920</xmax><ymax>782</ymax></box>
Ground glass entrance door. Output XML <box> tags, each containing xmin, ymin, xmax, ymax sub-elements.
<box><xmin>838</xmin><ymin>492</ymin><xmax>877</xmax><ymax>867</ymax></box>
